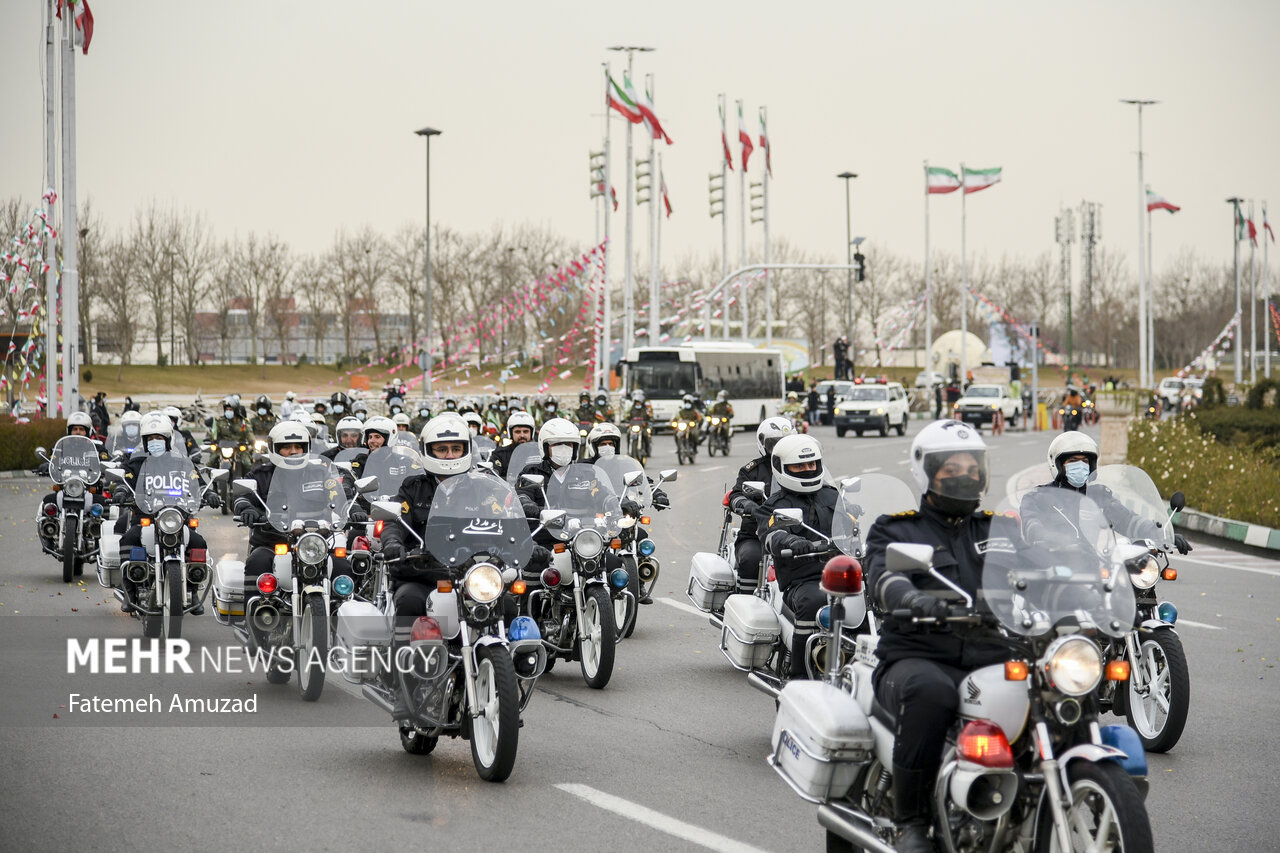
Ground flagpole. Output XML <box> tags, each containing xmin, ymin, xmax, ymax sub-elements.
<box><xmin>624</xmin><ymin>65</ymin><xmax>635</xmax><ymax>356</ymax></box>
<box><xmin>1146</xmin><ymin>195</ymin><xmax>1154</xmax><ymax>381</ymax></box>
<box><xmin>601</xmin><ymin>63</ymin><xmax>612</xmax><ymax>391</ymax></box>
<box><xmin>656</xmin><ymin>152</ymin><xmax>664</xmax><ymax>344</ymax></box>
<box><xmin>738</xmin><ymin>100</ymin><xmax>748</xmax><ymax>342</ymax></box>
<box><xmin>1231</xmin><ymin>198</ymin><xmax>1243</xmax><ymax>384</ymax></box>
<box><xmin>1250</xmin><ymin>199</ymin><xmax>1257</xmax><ymax>384</ymax></box>
<box><xmin>960</xmin><ymin>162</ymin><xmax>968</xmax><ymax>387</ymax></box>
<box><xmin>720</xmin><ymin>93</ymin><xmax>729</xmax><ymax>340</ymax></box>
<box><xmin>44</xmin><ymin>0</ymin><xmax>58</xmax><ymax>417</ymax></box>
<box><xmin>648</xmin><ymin>74</ymin><xmax>659</xmax><ymax>350</ymax></box>
<box><xmin>60</xmin><ymin>7</ymin><xmax>79</xmax><ymax>417</ymax></box>
<box><xmin>924</xmin><ymin>160</ymin><xmax>932</xmax><ymax>380</ymax></box>
<box><xmin>1266</xmin><ymin>201</ymin><xmax>1272</xmax><ymax>379</ymax></box>
<box><xmin>761</xmin><ymin>106</ymin><xmax>772</xmax><ymax>347</ymax></box>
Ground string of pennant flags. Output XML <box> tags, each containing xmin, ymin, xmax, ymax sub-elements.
<box><xmin>966</xmin><ymin>289</ymin><xmax>1096</xmax><ymax>386</ymax></box>
<box><xmin>1175</xmin><ymin>313</ymin><xmax>1239</xmax><ymax>380</ymax></box>
<box><xmin>1</xmin><ymin>189</ymin><xmax>59</xmax><ymax>402</ymax></box>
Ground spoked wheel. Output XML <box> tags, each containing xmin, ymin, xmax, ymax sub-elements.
<box><xmin>578</xmin><ymin>586</ymin><xmax>617</xmax><ymax>689</ymax></box>
<box><xmin>62</xmin><ymin>517</ymin><xmax>78</xmax><ymax>583</ymax></box>
<box><xmin>399</xmin><ymin>722</ymin><xmax>439</xmax><ymax>755</ymax></box>
<box><xmin>162</xmin><ymin>562</ymin><xmax>184</xmax><ymax>639</ymax></box>
<box><xmin>297</xmin><ymin>592</ymin><xmax>328</xmax><ymax>701</ymax></box>
<box><xmin>1035</xmin><ymin>760</ymin><xmax>1153</xmax><ymax>853</ymax></box>
<box><xmin>1124</xmin><ymin>628</ymin><xmax>1190</xmax><ymax>753</ymax></box>
<box><xmin>470</xmin><ymin>644</ymin><xmax>520</xmax><ymax>782</ymax></box>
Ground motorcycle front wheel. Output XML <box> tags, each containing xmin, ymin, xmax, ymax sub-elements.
<box><xmin>399</xmin><ymin>722</ymin><xmax>438</xmax><ymax>755</ymax></box>
<box><xmin>297</xmin><ymin>592</ymin><xmax>328</xmax><ymax>701</ymax></box>
<box><xmin>614</xmin><ymin>557</ymin><xmax>639</xmax><ymax>640</ymax></box>
<box><xmin>1035</xmin><ymin>760</ymin><xmax>1152</xmax><ymax>852</ymax></box>
<box><xmin>162</xmin><ymin>562</ymin><xmax>184</xmax><ymax>639</ymax></box>
<box><xmin>579</xmin><ymin>586</ymin><xmax>617</xmax><ymax>689</ymax></box>
<box><xmin>62</xmin><ymin>517</ymin><xmax>78</xmax><ymax>583</ymax></box>
<box><xmin>1124</xmin><ymin>628</ymin><xmax>1190</xmax><ymax>753</ymax></box>
<box><xmin>470</xmin><ymin>643</ymin><xmax>520</xmax><ymax>782</ymax></box>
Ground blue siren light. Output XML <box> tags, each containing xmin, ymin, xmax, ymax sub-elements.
<box><xmin>817</xmin><ymin>605</ymin><xmax>832</xmax><ymax>631</ymax></box>
<box><xmin>1156</xmin><ymin>601</ymin><xmax>1178</xmax><ymax>625</ymax></box>
<box><xmin>609</xmin><ymin>568</ymin><xmax>630</xmax><ymax>589</ymax></box>
<box><xmin>508</xmin><ymin>616</ymin><xmax>541</xmax><ymax>641</ymax></box>
<box><xmin>638</xmin><ymin>538</ymin><xmax>656</xmax><ymax>556</ymax></box>
<box><xmin>332</xmin><ymin>575</ymin><xmax>354</xmax><ymax>597</ymax></box>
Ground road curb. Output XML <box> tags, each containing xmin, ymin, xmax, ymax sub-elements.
<box><xmin>1175</xmin><ymin>508</ymin><xmax>1280</xmax><ymax>552</ymax></box>
<box><xmin>0</xmin><ymin>470</ymin><xmax>39</xmax><ymax>480</ymax></box>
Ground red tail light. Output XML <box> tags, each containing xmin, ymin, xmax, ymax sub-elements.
<box><xmin>411</xmin><ymin>616</ymin><xmax>443</xmax><ymax>642</ymax></box>
<box><xmin>352</xmin><ymin>535</ymin><xmax>371</xmax><ymax>551</ymax></box>
<box><xmin>256</xmin><ymin>573</ymin><xmax>278</xmax><ymax>594</ymax></box>
<box><xmin>821</xmin><ymin>556</ymin><xmax>863</xmax><ymax>595</ymax></box>
<box><xmin>44</xmin><ymin>503</ymin><xmax>57</xmax><ymax>516</ymax></box>
<box><xmin>766</xmin><ymin>565</ymin><xmax>776</xmax><ymax>583</ymax></box>
<box><xmin>187</xmin><ymin>549</ymin><xmax>207</xmax><ymax>563</ymax></box>
<box><xmin>373</xmin><ymin>520</ymin><xmax>385</xmax><ymax>537</ymax></box>
<box><xmin>957</xmin><ymin>720</ymin><xmax>1014</xmax><ymax>768</ymax></box>
<box><xmin>541</xmin><ymin>567</ymin><xmax>562</xmax><ymax>587</ymax></box>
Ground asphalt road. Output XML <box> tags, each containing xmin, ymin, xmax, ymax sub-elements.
<box><xmin>1</xmin><ymin>419</ymin><xmax>1277</xmax><ymax>852</ymax></box>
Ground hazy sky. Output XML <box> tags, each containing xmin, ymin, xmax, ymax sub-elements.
<box><xmin>3</xmin><ymin>0</ymin><xmax>1278</xmax><ymax>288</ymax></box>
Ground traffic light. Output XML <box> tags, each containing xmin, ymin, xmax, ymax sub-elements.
<box><xmin>750</xmin><ymin>180</ymin><xmax>764</xmax><ymax>224</ymax></box>
<box><xmin>854</xmin><ymin>252</ymin><xmax>866</xmax><ymax>282</ymax></box>
<box><xmin>708</xmin><ymin>173</ymin><xmax>724</xmax><ymax>219</ymax></box>
<box><xmin>636</xmin><ymin>158</ymin><xmax>651</xmax><ymax>206</ymax></box>
<box><xmin>588</xmin><ymin>151</ymin><xmax>605</xmax><ymax>199</ymax></box>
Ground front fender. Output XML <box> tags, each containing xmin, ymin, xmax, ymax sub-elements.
<box><xmin>1056</xmin><ymin>742</ymin><xmax>1135</xmax><ymax>795</ymax></box>
<box><xmin>1138</xmin><ymin>619</ymin><xmax>1177</xmax><ymax>635</ymax></box>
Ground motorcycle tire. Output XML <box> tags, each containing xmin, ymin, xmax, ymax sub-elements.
<box><xmin>265</xmin><ymin>663</ymin><xmax>291</xmax><ymax>684</ymax></box>
<box><xmin>707</xmin><ymin>441</ymin><xmax>716</xmax><ymax>457</ymax></box>
<box><xmin>62</xmin><ymin>517</ymin><xmax>78</xmax><ymax>583</ymax></box>
<box><xmin>219</xmin><ymin>479</ymin><xmax>230</xmax><ymax>516</ymax></box>
<box><xmin>399</xmin><ymin>723</ymin><xmax>438</xmax><ymax>755</ymax></box>
<box><xmin>578</xmin><ymin>585</ymin><xmax>617</xmax><ymax>689</ymax></box>
<box><xmin>162</xmin><ymin>562</ymin><xmax>184</xmax><ymax>640</ymax></box>
<box><xmin>297</xmin><ymin>592</ymin><xmax>328</xmax><ymax>701</ymax></box>
<box><xmin>1124</xmin><ymin>628</ymin><xmax>1190</xmax><ymax>753</ymax></box>
<box><xmin>1033</xmin><ymin>760</ymin><xmax>1153</xmax><ymax>853</ymax></box>
<box><xmin>470</xmin><ymin>643</ymin><xmax>520</xmax><ymax>782</ymax></box>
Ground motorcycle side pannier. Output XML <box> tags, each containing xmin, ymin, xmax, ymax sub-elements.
<box><xmin>771</xmin><ymin>680</ymin><xmax>873</xmax><ymax>800</ymax></box>
<box><xmin>96</xmin><ymin>530</ymin><xmax>122</xmax><ymax>589</ymax></box>
<box><xmin>687</xmin><ymin>551</ymin><xmax>736</xmax><ymax>613</ymax></box>
<box><xmin>334</xmin><ymin>600</ymin><xmax>392</xmax><ymax>684</ymax></box>
<box><xmin>212</xmin><ymin>560</ymin><xmax>246</xmax><ymax>625</ymax></box>
<box><xmin>720</xmin><ymin>593</ymin><xmax>780</xmax><ymax>669</ymax></box>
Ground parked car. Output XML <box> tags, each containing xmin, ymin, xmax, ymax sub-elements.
<box><xmin>833</xmin><ymin>381</ymin><xmax>910</xmax><ymax>437</ymax></box>
<box><xmin>1157</xmin><ymin>377</ymin><xmax>1185</xmax><ymax>411</ymax></box>
<box><xmin>812</xmin><ymin>380</ymin><xmax>858</xmax><ymax>425</ymax></box>
<box><xmin>952</xmin><ymin>383</ymin><xmax>1020</xmax><ymax>429</ymax></box>
<box><xmin>914</xmin><ymin>371</ymin><xmax>945</xmax><ymax>388</ymax></box>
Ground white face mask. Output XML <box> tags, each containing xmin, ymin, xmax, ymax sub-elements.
<box><xmin>549</xmin><ymin>445</ymin><xmax>574</xmax><ymax>467</ymax></box>
<box><xmin>258</xmin><ymin>408</ymin><xmax>267</xmax><ymax>416</ymax></box>
<box><xmin>146</xmin><ymin>439</ymin><xmax>166</xmax><ymax>455</ymax></box>
<box><xmin>596</xmin><ymin>444</ymin><xmax>616</xmax><ymax>459</ymax></box>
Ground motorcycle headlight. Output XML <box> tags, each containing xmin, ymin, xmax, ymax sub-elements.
<box><xmin>1125</xmin><ymin>554</ymin><xmax>1160</xmax><ymax>589</ymax></box>
<box><xmin>464</xmin><ymin>562</ymin><xmax>503</xmax><ymax>605</ymax></box>
<box><xmin>63</xmin><ymin>477</ymin><xmax>85</xmax><ymax>499</ymax></box>
<box><xmin>296</xmin><ymin>532</ymin><xmax>328</xmax><ymax>566</ymax></box>
<box><xmin>221</xmin><ymin>447</ymin><xmax>234</xmax><ymax>459</ymax></box>
<box><xmin>156</xmin><ymin>507</ymin><xmax>184</xmax><ymax>536</ymax></box>
<box><xmin>1042</xmin><ymin>636</ymin><xmax>1103</xmax><ymax>696</ymax></box>
<box><xmin>676</xmin><ymin>422</ymin><xmax>687</xmax><ymax>431</ymax></box>
<box><xmin>573</xmin><ymin>529</ymin><xmax>605</xmax><ymax>560</ymax></box>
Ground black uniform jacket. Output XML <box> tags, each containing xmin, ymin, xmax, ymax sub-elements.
<box><xmin>729</xmin><ymin>455</ymin><xmax>774</xmax><ymax>537</ymax></box>
<box><xmin>759</xmin><ymin>484</ymin><xmax>838</xmax><ymax>591</ymax></box>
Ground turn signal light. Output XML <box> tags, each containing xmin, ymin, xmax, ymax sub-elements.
<box><xmin>957</xmin><ymin>720</ymin><xmax>1014</xmax><ymax>768</ymax></box>
<box><xmin>1106</xmin><ymin>660</ymin><xmax>1131</xmax><ymax>681</ymax></box>
<box><xmin>188</xmin><ymin>518</ymin><xmax>199</xmax><ymax>528</ymax></box>
<box><xmin>1162</xmin><ymin>567</ymin><xmax>1177</xmax><ymax>581</ymax></box>
<box><xmin>256</xmin><ymin>574</ymin><xmax>278</xmax><ymax>594</ymax></box>
<box><xmin>1004</xmin><ymin>660</ymin><xmax>1029</xmax><ymax>681</ymax></box>
<box><xmin>640</xmin><ymin>516</ymin><xmax>651</xmax><ymax>526</ymax></box>
<box><xmin>274</xmin><ymin>543</ymin><xmax>289</xmax><ymax>555</ymax></box>
<box><xmin>373</xmin><ymin>520</ymin><xmax>384</xmax><ymax>537</ymax></box>
<box><xmin>722</xmin><ymin>491</ymin><xmax>731</xmax><ymax>507</ymax></box>
<box><xmin>333</xmin><ymin>547</ymin><xmax>347</xmax><ymax>558</ymax></box>
<box><xmin>140</xmin><ymin>517</ymin><xmax>152</xmax><ymax>527</ymax></box>
<box><xmin>436</xmin><ymin>580</ymin><xmax>453</xmax><ymax>593</ymax></box>
<box><xmin>610</xmin><ymin>538</ymin><xmax>623</xmax><ymax>550</ymax></box>
<box><xmin>553</xmin><ymin>543</ymin><xmax>566</xmax><ymax>553</ymax></box>
<box><xmin>511</xmin><ymin>579</ymin><xmax>527</xmax><ymax>595</ymax></box>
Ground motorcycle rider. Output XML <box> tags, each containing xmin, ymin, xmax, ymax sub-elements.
<box><xmin>863</xmin><ymin>419</ymin><xmax>1008</xmax><ymax>853</ymax></box>
<box><xmin>164</xmin><ymin>406</ymin><xmax>200</xmax><ymax>459</ymax></box>
<box><xmin>326</xmin><ymin>392</ymin><xmax>351</xmax><ymax>433</ymax></box>
<box><xmin>675</xmin><ymin>393</ymin><xmax>704</xmax><ymax>447</ymax></box>
<box><xmin>490</xmin><ymin>411</ymin><xmax>536</xmax><ymax>478</ymax></box>
<box><xmin>113</xmin><ymin>409</ymin><xmax>145</xmax><ymax>457</ymax></box>
<box><xmin>708</xmin><ymin>390</ymin><xmax>734</xmax><ymax>445</ymax></box>
<box><xmin>392</xmin><ymin>412</ymin><xmax>413</xmax><ymax>433</ymax></box>
<box><xmin>351</xmin><ymin>399</ymin><xmax>369</xmax><ymax>423</ymax></box>
<box><xmin>594</xmin><ymin>391</ymin><xmax>616</xmax><ymax>424</ymax></box>
<box><xmin>760</xmin><ymin>434</ymin><xmax>840</xmax><ymax>679</ymax></box>
<box><xmin>249</xmin><ymin>395</ymin><xmax>276</xmax><ymax>436</ymax></box>
<box><xmin>280</xmin><ymin>390</ymin><xmax>298</xmax><ymax>419</ymax></box>
<box><xmin>323</xmin><ymin>416</ymin><xmax>368</xmax><ymax>473</ymax></box>
<box><xmin>1021</xmin><ymin>431</ymin><xmax>1192</xmax><ymax>555</ymax></box>
<box><xmin>232</xmin><ymin>421</ymin><xmax>359</xmax><ymax>601</ymax></box>
<box><xmin>571</xmin><ymin>391</ymin><xmax>595</xmax><ymax>427</ymax></box>
<box><xmin>626</xmin><ymin>389</ymin><xmax>654</xmax><ymax>458</ymax></box>
<box><xmin>780</xmin><ymin>390</ymin><xmax>807</xmax><ymax>427</ymax></box>
<box><xmin>309</xmin><ymin>411</ymin><xmax>331</xmax><ymax>446</ymax></box>
<box><xmin>727</xmin><ymin>417</ymin><xmax>797</xmax><ymax>592</ymax></box>
<box><xmin>461</xmin><ymin>411</ymin><xmax>485</xmax><ymax>440</ymax></box>
<box><xmin>209</xmin><ymin>397</ymin><xmax>252</xmax><ymax>470</ymax></box>
<box><xmin>363</xmin><ymin>416</ymin><xmax>395</xmax><ymax>452</ymax></box>
<box><xmin>409</xmin><ymin>401</ymin><xmax>432</xmax><ymax>435</ymax></box>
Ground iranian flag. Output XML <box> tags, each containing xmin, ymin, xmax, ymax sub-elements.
<box><xmin>719</xmin><ymin>103</ymin><xmax>733</xmax><ymax>171</ymax></box>
<box><xmin>634</xmin><ymin>81</ymin><xmax>673</xmax><ymax>144</ymax></box>
<box><xmin>1265</xmin><ymin>204</ymin><xmax>1275</xmax><ymax>243</ymax></box>
<box><xmin>927</xmin><ymin>166</ymin><xmax>961</xmax><ymax>194</ymax></box>
<box><xmin>759</xmin><ymin>109</ymin><xmax>772</xmax><ymax>177</ymax></box>
<box><xmin>963</xmin><ymin>166</ymin><xmax>1002</xmax><ymax>194</ymax></box>
<box><xmin>56</xmin><ymin>0</ymin><xmax>94</xmax><ymax>55</ymax></box>
<box><xmin>661</xmin><ymin>172</ymin><xmax>672</xmax><ymax>218</ymax></box>
<box><xmin>608</xmin><ymin>76</ymin><xmax>644</xmax><ymax>124</ymax></box>
<box><xmin>1235</xmin><ymin>200</ymin><xmax>1257</xmax><ymax>246</ymax></box>
<box><xmin>1146</xmin><ymin>189</ymin><xmax>1180</xmax><ymax>213</ymax></box>
<box><xmin>738</xmin><ymin>103</ymin><xmax>754</xmax><ymax>171</ymax></box>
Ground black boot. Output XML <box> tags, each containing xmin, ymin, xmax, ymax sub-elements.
<box><xmin>892</xmin><ymin>764</ymin><xmax>935</xmax><ymax>853</ymax></box>
<box><xmin>789</xmin><ymin>633</ymin><xmax>811</xmax><ymax>680</ymax></box>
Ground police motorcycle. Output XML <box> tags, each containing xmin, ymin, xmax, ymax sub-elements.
<box><xmin>671</xmin><ymin>412</ymin><xmax>699</xmax><ymax>466</ymax></box>
<box><xmin>594</xmin><ymin>453</ymin><xmax>677</xmax><ymax>639</ymax></box>
<box><xmin>339</xmin><ymin>471</ymin><xmax>548</xmax><ymax>783</ymax></box>
<box><xmin>212</xmin><ymin>455</ymin><xmax>373</xmax><ymax>701</ymax></box>
<box><xmin>520</xmin><ymin>462</ymin><xmax>630</xmax><ymax>689</ymax></box>
<box><xmin>707</xmin><ymin>413</ymin><xmax>732</xmax><ymax>457</ymax></box>
<box><xmin>1088</xmin><ymin>465</ymin><xmax>1190</xmax><ymax>753</ymax></box>
<box><xmin>345</xmin><ymin>445</ymin><xmax>425</xmax><ymax>597</ymax></box>
<box><xmin>769</xmin><ymin>490</ymin><xmax>1153</xmax><ymax>853</ymax></box>
<box><xmin>503</xmin><ymin>442</ymin><xmax>543</xmax><ymax>488</ymax></box>
<box><xmin>625</xmin><ymin>413</ymin><xmax>651</xmax><ymax>466</ymax></box>
<box><xmin>207</xmin><ymin>436</ymin><xmax>250</xmax><ymax>516</ymax></box>
<box><xmin>99</xmin><ymin>451</ymin><xmax>227</xmax><ymax>639</ymax></box>
<box><xmin>35</xmin><ymin>435</ymin><xmax>106</xmax><ymax>582</ymax></box>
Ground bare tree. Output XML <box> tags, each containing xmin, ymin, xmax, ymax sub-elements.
<box><xmin>235</xmin><ymin>232</ymin><xmax>293</xmax><ymax>375</ymax></box>
<box><xmin>98</xmin><ymin>237</ymin><xmax>140</xmax><ymax>380</ymax></box>
<box><xmin>347</xmin><ymin>227</ymin><xmax>392</xmax><ymax>359</ymax></box>
<box><xmin>207</xmin><ymin>241</ymin><xmax>240</xmax><ymax>364</ymax></box>
<box><xmin>295</xmin><ymin>253</ymin><xmax>334</xmax><ymax>362</ymax></box>
<box><xmin>172</xmin><ymin>209</ymin><xmax>215</xmax><ymax>365</ymax></box>
<box><xmin>127</xmin><ymin>202</ymin><xmax>179</xmax><ymax>365</ymax></box>
<box><xmin>388</xmin><ymin>223</ymin><xmax>425</xmax><ymax>350</ymax></box>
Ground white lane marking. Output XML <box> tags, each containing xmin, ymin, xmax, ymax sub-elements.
<box><xmin>702</xmin><ymin>465</ymin><xmax>725</xmax><ymax>473</ymax></box>
<box><xmin>1175</xmin><ymin>556</ymin><xmax>1280</xmax><ymax>578</ymax></box>
<box><xmin>863</xmin><ymin>466</ymin><xmax>883</xmax><ymax>473</ymax></box>
<box><xmin>556</xmin><ymin>783</ymin><xmax>773</xmax><ymax>853</ymax></box>
<box><xmin>1175</xmin><ymin>619</ymin><xmax>1222</xmax><ymax>630</ymax></box>
<box><xmin>657</xmin><ymin>597</ymin><xmax>711</xmax><ymax>618</ymax></box>
<box><xmin>1178</xmin><ymin>546</ymin><xmax>1280</xmax><ymax>570</ymax></box>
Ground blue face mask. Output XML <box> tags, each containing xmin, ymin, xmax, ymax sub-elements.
<box><xmin>1064</xmin><ymin>460</ymin><xmax>1091</xmax><ymax>488</ymax></box>
<box><xmin>224</xmin><ymin>411</ymin><xmax>234</xmax><ymax>420</ymax></box>
<box><xmin>146</xmin><ymin>439</ymin><xmax>166</xmax><ymax>455</ymax></box>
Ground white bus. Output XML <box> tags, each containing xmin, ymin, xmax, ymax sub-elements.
<box><xmin>621</xmin><ymin>342</ymin><xmax>785</xmax><ymax>428</ymax></box>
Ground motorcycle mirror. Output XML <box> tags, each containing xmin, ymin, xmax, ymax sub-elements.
<box><xmin>742</xmin><ymin>480</ymin><xmax>765</xmax><ymax>499</ymax></box>
<box><xmin>1169</xmin><ymin>491</ymin><xmax>1185</xmax><ymax>512</ymax></box>
<box><xmin>624</xmin><ymin>471</ymin><xmax>645</xmax><ymax>487</ymax></box>
<box><xmin>885</xmin><ymin>543</ymin><xmax>934</xmax><ymax>574</ymax></box>
<box><xmin>231</xmin><ymin>478</ymin><xmax>259</xmax><ymax>495</ymax></box>
<box><xmin>501</xmin><ymin>567</ymin><xmax>518</xmax><ymax>584</ymax></box>
<box><xmin>203</xmin><ymin>416</ymin><xmax>213</xmax><ymax>428</ymax></box>
<box><xmin>355</xmin><ymin>475</ymin><xmax>379</xmax><ymax>494</ymax></box>
<box><xmin>773</xmin><ymin>508</ymin><xmax>804</xmax><ymax>525</ymax></box>
<box><xmin>840</xmin><ymin>476</ymin><xmax>863</xmax><ymax>491</ymax></box>
<box><xmin>335</xmin><ymin>461</ymin><xmax>354</xmax><ymax>475</ymax></box>
<box><xmin>539</xmin><ymin>509</ymin><xmax>567</xmax><ymax>530</ymax></box>
<box><xmin>369</xmin><ymin>500</ymin><xmax>401</xmax><ymax>522</ymax></box>
<box><xmin>658</xmin><ymin>469</ymin><xmax>678</xmax><ymax>483</ymax></box>
<box><xmin>35</xmin><ymin>445</ymin><xmax>48</xmax><ymax>460</ymax></box>
<box><xmin>207</xmin><ymin>468</ymin><xmax>230</xmax><ymax>483</ymax></box>
<box><xmin>520</xmin><ymin>474</ymin><xmax>545</xmax><ymax>488</ymax></box>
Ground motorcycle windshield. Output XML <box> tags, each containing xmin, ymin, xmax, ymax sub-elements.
<box><xmin>472</xmin><ymin>435</ymin><xmax>497</xmax><ymax>463</ymax></box>
<box><xmin>984</xmin><ymin>490</ymin><xmax>1136</xmax><ymax>639</ymax></box>
<box><xmin>832</xmin><ymin>474</ymin><xmax>918</xmax><ymax>557</ymax></box>
<box><xmin>506</xmin><ymin>443</ymin><xmax>542</xmax><ymax>486</ymax></box>
<box><xmin>423</xmin><ymin>472</ymin><xmax>534</xmax><ymax>570</ymax></box>
<box><xmin>49</xmin><ymin>436</ymin><xmax>102</xmax><ymax>485</ymax></box>
<box><xmin>361</xmin><ymin>445</ymin><xmax>424</xmax><ymax>501</ymax></box>
<box><xmin>134</xmin><ymin>453</ymin><xmax>202</xmax><ymax>515</ymax></box>
<box><xmin>389</xmin><ymin>431</ymin><xmax>418</xmax><ymax>450</ymax></box>
<box><xmin>594</xmin><ymin>455</ymin><xmax>651</xmax><ymax>506</ymax></box>
<box><xmin>544</xmin><ymin>462</ymin><xmax>625</xmax><ymax>542</ymax></box>
<box><xmin>1089</xmin><ymin>465</ymin><xmax>1173</xmax><ymax>550</ymax></box>
<box><xmin>264</xmin><ymin>455</ymin><xmax>349</xmax><ymax>533</ymax></box>
<box><xmin>107</xmin><ymin>432</ymin><xmax>141</xmax><ymax>457</ymax></box>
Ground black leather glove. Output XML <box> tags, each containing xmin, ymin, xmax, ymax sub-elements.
<box><xmin>519</xmin><ymin>494</ymin><xmax>540</xmax><ymax>519</ymax></box>
<box><xmin>238</xmin><ymin>507</ymin><xmax>261</xmax><ymax>527</ymax></box>
<box><xmin>349</xmin><ymin>508</ymin><xmax>368</xmax><ymax>524</ymax></box>
<box><xmin>903</xmin><ymin>590</ymin><xmax>950</xmax><ymax>620</ymax></box>
<box><xmin>530</xmin><ymin>544</ymin><xmax>552</xmax><ymax>568</ymax></box>
<box><xmin>1174</xmin><ymin>534</ymin><xmax>1192</xmax><ymax>555</ymax></box>
<box><xmin>622</xmin><ymin>498</ymin><xmax>642</xmax><ymax>518</ymax></box>
<box><xmin>781</xmin><ymin>533</ymin><xmax>813</xmax><ymax>557</ymax></box>
<box><xmin>652</xmin><ymin>489</ymin><xmax>670</xmax><ymax>511</ymax></box>
<box><xmin>730</xmin><ymin>495</ymin><xmax>758</xmax><ymax>516</ymax></box>
<box><xmin>204</xmin><ymin>491</ymin><xmax>222</xmax><ymax>509</ymax></box>
<box><xmin>381</xmin><ymin>540</ymin><xmax>405</xmax><ymax>561</ymax></box>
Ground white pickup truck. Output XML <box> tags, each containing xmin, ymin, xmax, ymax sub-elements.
<box><xmin>952</xmin><ymin>383</ymin><xmax>1020</xmax><ymax>429</ymax></box>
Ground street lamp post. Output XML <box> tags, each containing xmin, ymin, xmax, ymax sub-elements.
<box><xmin>837</xmin><ymin>172</ymin><xmax>857</xmax><ymax>376</ymax></box>
<box><xmin>165</xmin><ymin>248</ymin><xmax>177</xmax><ymax>366</ymax></box>
<box><xmin>1121</xmin><ymin>99</ymin><xmax>1157</xmax><ymax>389</ymax></box>
<box><xmin>415</xmin><ymin>126</ymin><xmax>442</xmax><ymax>395</ymax></box>
<box><xmin>1227</xmin><ymin>196</ymin><xmax>1243</xmax><ymax>384</ymax></box>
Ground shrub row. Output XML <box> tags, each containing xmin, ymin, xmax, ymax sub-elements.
<box><xmin>1184</xmin><ymin>407</ymin><xmax>1280</xmax><ymax>452</ymax></box>
<box><xmin>0</xmin><ymin>419</ymin><xmax>67</xmax><ymax>471</ymax></box>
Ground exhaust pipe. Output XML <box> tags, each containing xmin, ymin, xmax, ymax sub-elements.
<box><xmin>816</xmin><ymin>805</ymin><xmax>897</xmax><ymax>853</ymax></box>
<box><xmin>361</xmin><ymin>683</ymin><xmax>398</xmax><ymax>716</ymax></box>
<box><xmin>746</xmin><ymin>670</ymin><xmax>782</xmax><ymax>699</ymax></box>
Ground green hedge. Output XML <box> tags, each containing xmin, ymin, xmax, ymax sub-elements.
<box><xmin>0</xmin><ymin>419</ymin><xmax>67</xmax><ymax>471</ymax></box>
<box><xmin>1127</xmin><ymin>417</ymin><xmax>1280</xmax><ymax>528</ymax></box>
<box><xmin>1185</xmin><ymin>407</ymin><xmax>1280</xmax><ymax>452</ymax></box>
<box><xmin>1245</xmin><ymin>378</ymin><xmax>1280</xmax><ymax>410</ymax></box>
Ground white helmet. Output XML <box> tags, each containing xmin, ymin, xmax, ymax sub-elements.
<box><xmin>267</xmin><ymin>420</ymin><xmax>311</xmax><ymax>469</ymax></box>
<box><xmin>334</xmin><ymin>416</ymin><xmax>364</xmax><ymax>446</ymax></box>
<box><xmin>771</xmin><ymin>434</ymin><xmax>825</xmax><ymax>494</ymax></box>
<box><xmin>506</xmin><ymin>410</ymin><xmax>536</xmax><ymax>441</ymax></box>
<box><xmin>419</xmin><ymin>413</ymin><xmax>471</xmax><ymax>477</ymax></box>
<box><xmin>909</xmin><ymin>419</ymin><xmax>989</xmax><ymax>497</ymax></box>
<box><xmin>631</xmin><ymin>389</ymin><xmax>646</xmax><ymax>403</ymax></box>
<box><xmin>586</xmin><ymin>422</ymin><xmax>622</xmax><ymax>459</ymax></box>
<box><xmin>66</xmin><ymin>411</ymin><xmax>94</xmax><ymax>436</ymax></box>
<box><xmin>756</xmin><ymin>416</ymin><xmax>796</xmax><ymax>457</ymax></box>
<box><xmin>538</xmin><ymin>417</ymin><xmax>581</xmax><ymax>462</ymax></box>
<box><xmin>391</xmin><ymin>412</ymin><xmax>412</xmax><ymax>430</ymax></box>
<box><xmin>284</xmin><ymin>391</ymin><xmax>297</xmax><ymax>401</ymax></box>
<box><xmin>1047</xmin><ymin>431</ymin><xmax>1098</xmax><ymax>477</ymax></box>
<box><xmin>363</xmin><ymin>416</ymin><xmax>395</xmax><ymax>447</ymax></box>
<box><xmin>163</xmin><ymin>405</ymin><xmax>183</xmax><ymax>428</ymax></box>
<box><xmin>119</xmin><ymin>409</ymin><xmax>143</xmax><ymax>439</ymax></box>
<box><xmin>139</xmin><ymin>412</ymin><xmax>173</xmax><ymax>452</ymax></box>
<box><xmin>462</xmin><ymin>411</ymin><xmax>484</xmax><ymax>435</ymax></box>
<box><xmin>682</xmin><ymin>393</ymin><xmax>698</xmax><ymax>408</ymax></box>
